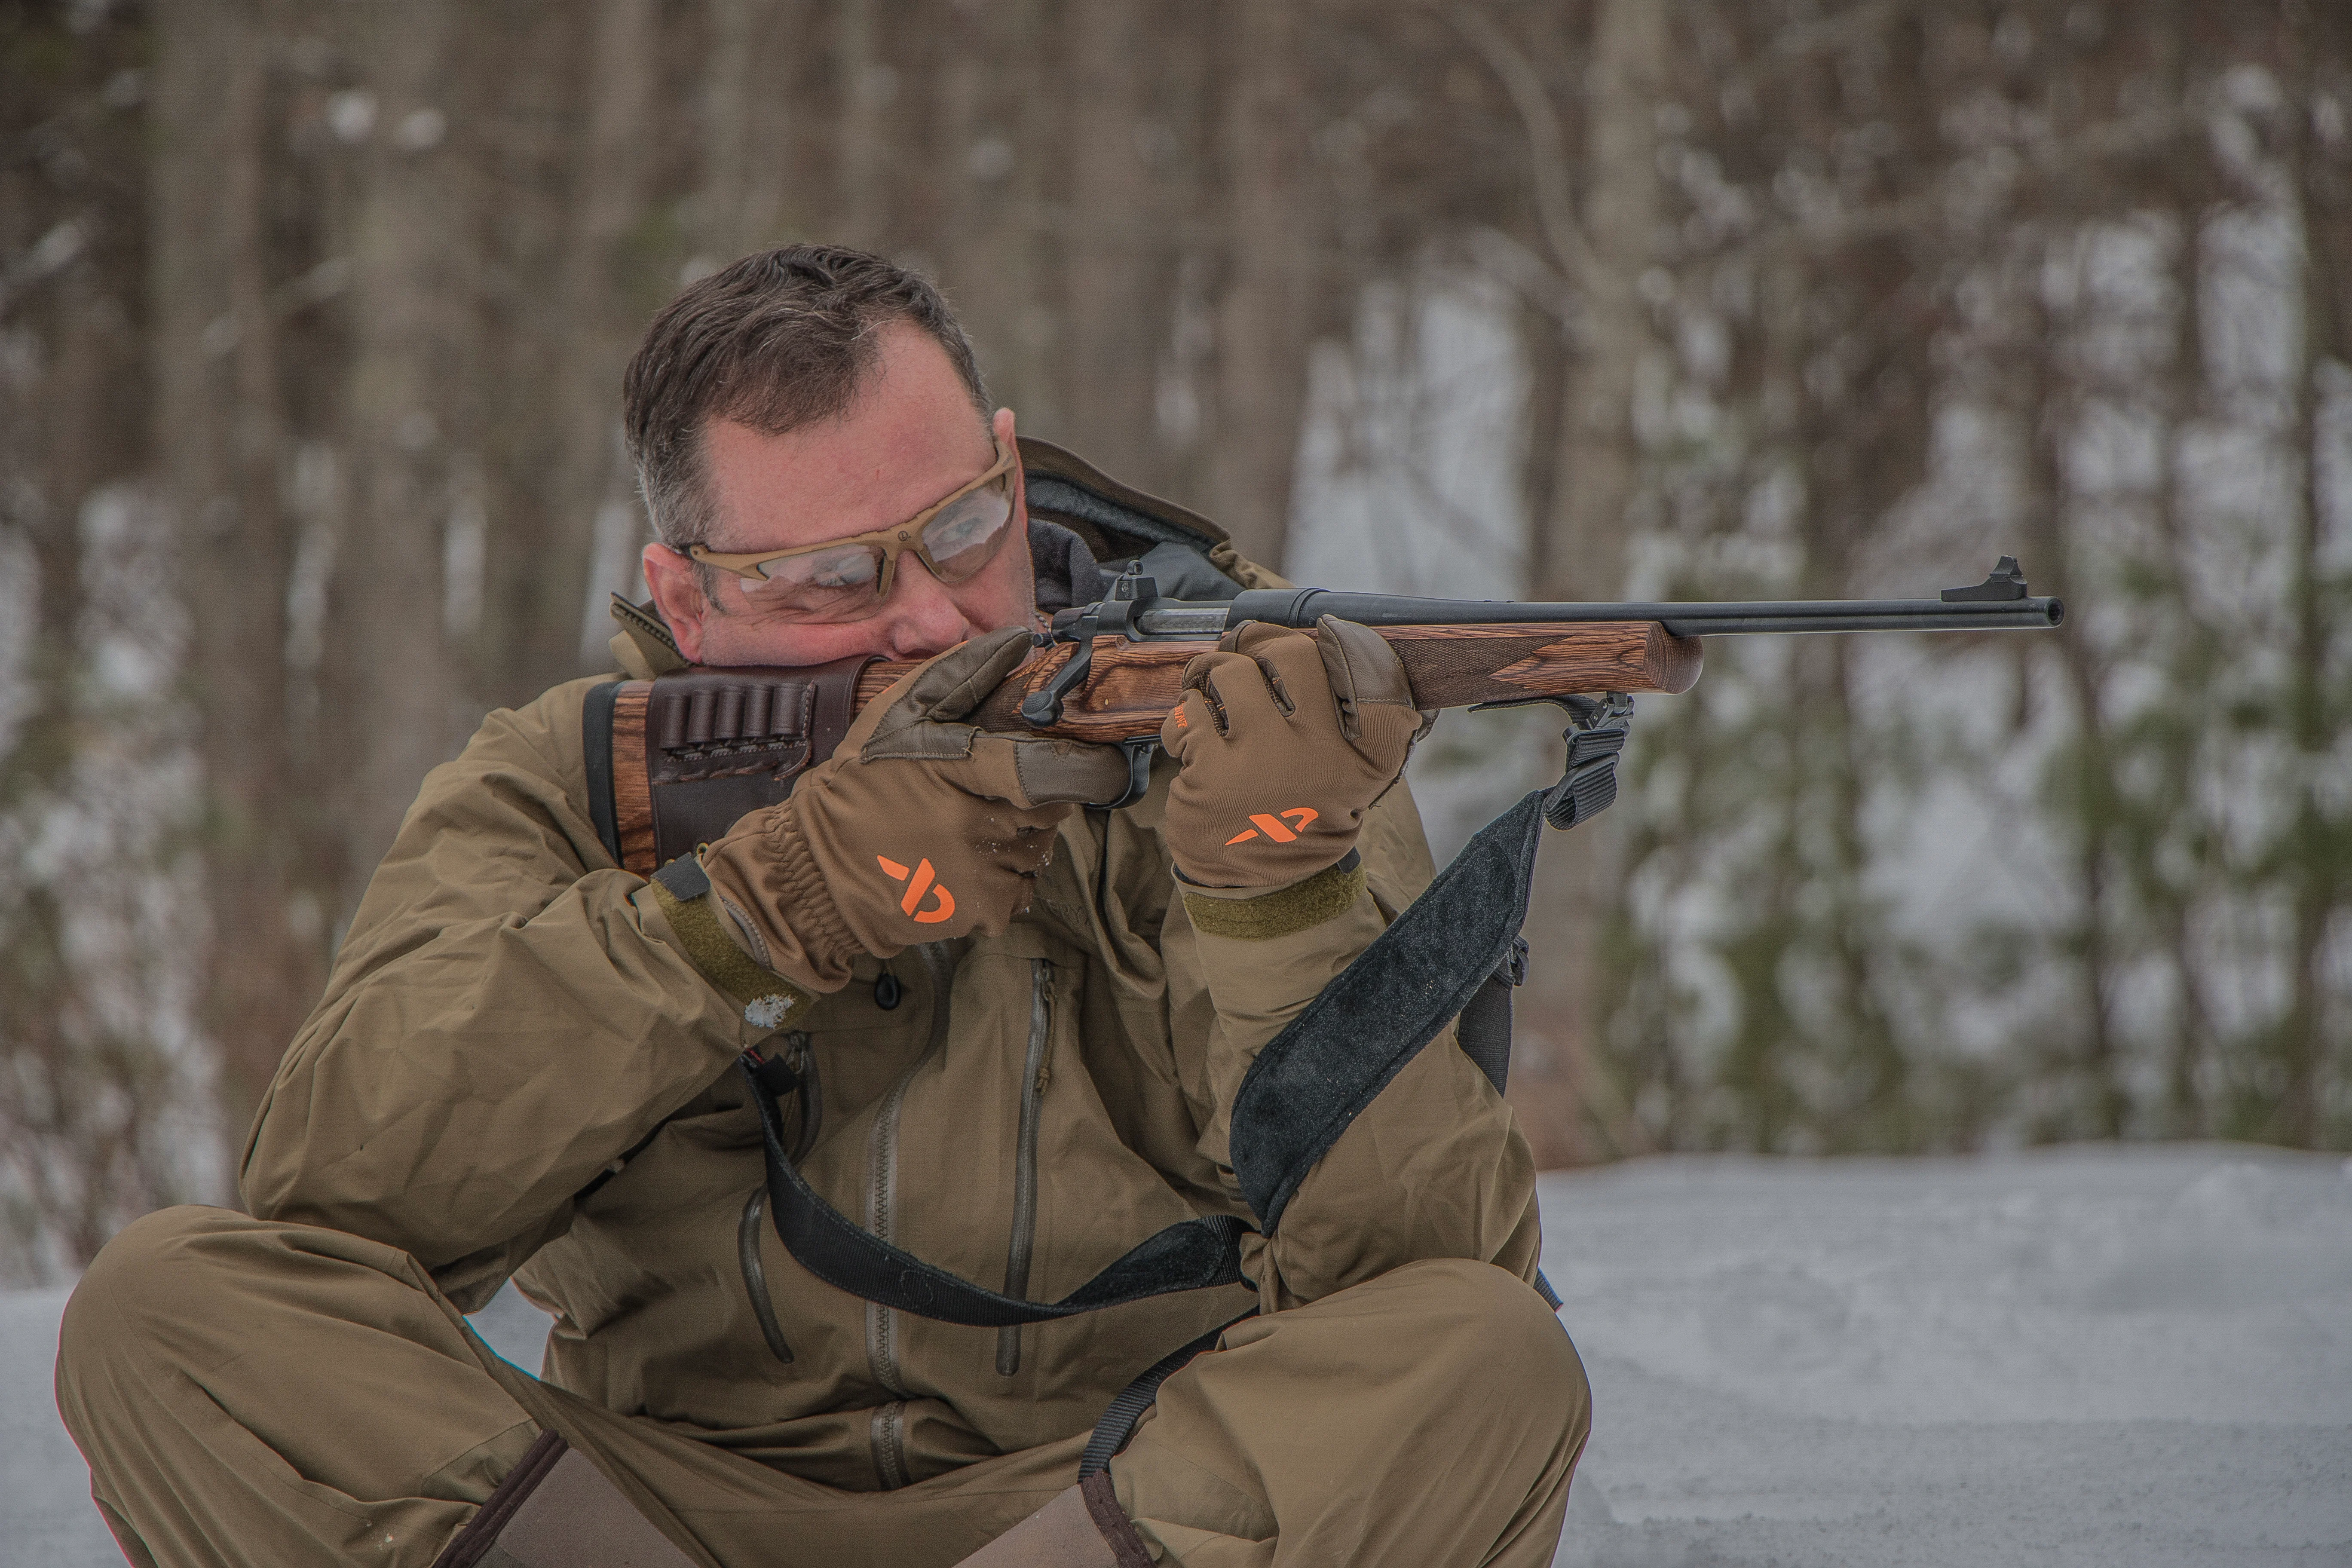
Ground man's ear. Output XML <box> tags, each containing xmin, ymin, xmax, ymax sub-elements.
<box><xmin>641</xmin><ymin>543</ymin><xmax>711</xmax><ymax>665</ymax></box>
<box><xmin>995</xmin><ymin>404</ymin><xmax>1030</xmax><ymax>547</ymax></box>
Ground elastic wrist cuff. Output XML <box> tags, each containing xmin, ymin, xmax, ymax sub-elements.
<box><xmin>770</xmin><ymin>803</ymin><xmax>860</xmax><ymax>972</ymax></box>
<box><xmin>650</xmin><ymin>858</ymin><xmax>815</xmax><ymax>1030</ymax></box>
<box><xmin>1181</xmin><ymin>854</ymin><xmax>1367</xmax><ymax>941</ymax></box>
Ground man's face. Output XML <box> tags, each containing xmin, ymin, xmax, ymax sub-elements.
<box><xmin>642</xmin><ymin>322</ymin><xmax>1038</xmax><ymax>668</ymax></box>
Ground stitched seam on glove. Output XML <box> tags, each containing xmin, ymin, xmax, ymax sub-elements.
<box><xmin>772</xmin><ymin>799</ymin><xmax>861</xmax><ymax>971</ymax></box>
<box><xmin>649</xmin><ymin>878</ymin><xmax>815</xmax><ymax>1024</ymax></box>
<box><xmin>1181</xmin><ymin>859</ymin><xmax>1367</xmax><ymax>940</ymax></box>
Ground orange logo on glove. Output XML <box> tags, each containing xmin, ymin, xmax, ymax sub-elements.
<box><xmin>1224</xmin><ymin>807</ymin><xmax>1320</xmax><ymax>846</ymax></box>
<box><xmin>876</xmin><ymin>856</ymin><xmax>957</xmax><ymax>923</ymax></box>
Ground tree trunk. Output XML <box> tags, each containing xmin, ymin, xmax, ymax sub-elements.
<box><xmin>0</xmin><ymin>5</ymin><xmax>190</xmax><ymax>1266</ymax></box>
<box><xmin>1205</xmin><ymin>0</ymin><xmax>1315</xmax><ymax>571</ymax></box>
<box><xmin>1513</xmin><ymin>0</ymin><xmax>1673</xmax><ymax>1162</ymax></box>
<box><xmin>695</xmin><ymin>0</ymin><xmax>802</xmax><ymax>262</ymax></box>
<box><xmin>539</xmin><ymin>0</ymin><xmax>659</xmax><ymax>683</ymax></box>
<box><xmin>1533</xmin><ymin>0</ymin><xmax>1669</xmax><ymax>601</ymax></box>
<box><xmin>930</xmin><ymin>0</ymin><xmax>1057</xmax><ymax>434</ymax></box>
<box><xmin>153</xmin><ymin>0</ymin><xmax>321</xmax><ymax>1139</ymax></box>
<box><xmin>833</xmin><ymin>0</ymin><xmax>886</xmax><ymax>251</ymax></box>
<box><xmin>2145</xmin><ymin>0</ymin><xmax>2216</xmax><ymax>1139</ymax></box>
<box><xmin>2020</xmin><ymin>248</ymin><xmax>2126</xmax><ymax>1141</ymax></box>
<box><xmin>1060</xmin><ymin>0</ymin><xmax>1179</xmax><ymax>494</ymax></box>
<box><xmin>2275</xmin><ymin>4</ymin><xmax>2348</xmax><ymax>1147</ymax></box>
<box><xmin>324</xmin><ymin>0</ymin><xmax>468</xmax><ymax>910</ymax></box>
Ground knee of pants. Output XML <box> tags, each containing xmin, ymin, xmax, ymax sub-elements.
<box><xmin>58</xmin><ymin>1205</ymin><xmax>276</xmax><ymax>1401</ymax></box>
<box><xmin>1378</xmin><ymin>1257</ymin><xmax>1591</xmax><ymax>1447</ymax></box>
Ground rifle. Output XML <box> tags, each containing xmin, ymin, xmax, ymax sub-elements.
<box><xmin>587</xmin><ymin>556</ymin><xmax>2062</xmax><ymax>876</ymax></box>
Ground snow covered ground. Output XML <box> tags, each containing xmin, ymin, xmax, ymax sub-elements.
<box><xmin>6</xmin><ymin>1145</ymin><xmax>2347</xmax><ymax>1564</ymax></box>
<box><xmin>1540</xmin><ymin>1145</ymin><xmax>2352</xmax><ymax>1566</ymax></box>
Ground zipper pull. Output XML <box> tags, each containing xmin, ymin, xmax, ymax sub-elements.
<box><xmin>874</xmin><ymin>965</ymin><xmax>903</xmax><ymax>1010</ymax></box>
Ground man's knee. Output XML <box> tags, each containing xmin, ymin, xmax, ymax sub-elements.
<box><xmin>59</xmin><ymin>1205</ymin><xmax>251</xmax><ymax>1390</ymax></box>
<box><xmin>1374</xmin><ymin>1258</ymin><xmax>1591</xmax><ymax>1445</ymax></box>
<box><xmin>59</xmin><ymin>1206</ymin><xmax>429</xmax><ymax>1396</ymax></box>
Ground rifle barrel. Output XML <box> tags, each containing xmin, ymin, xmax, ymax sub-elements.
<box><xmin>1199</xmin><ymin>589</ymin><xmax>2065</xmax><ymax>638</ymax></box>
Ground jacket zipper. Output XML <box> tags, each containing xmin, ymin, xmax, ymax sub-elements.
<box><xmin>870</xmin><ymin>1402</ymin><xmax>911</xmax><ymax>1491</ymax></box>
<box><xmin>997</xmin><ymin>959</ymin><xmax>1054</xmax><ymax>1376</ymax></box>
<box><xmin>865</xmin><ymin>942</ymin><xmax>954</xmax><ymax>1489</ymax></box>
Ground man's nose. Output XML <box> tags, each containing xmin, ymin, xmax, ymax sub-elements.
<box><xmin>879</xmin><ymin>556</ymin><xmax>979</xmax><ymax>660</ymax></box>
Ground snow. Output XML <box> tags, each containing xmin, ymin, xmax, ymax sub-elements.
<box><xmin>6</xmin><ymin>1146</ymin><xmax>2347</xmax><ymax>1564</ymax></box>
<box><xmin>1542</xmin><ymin>1146</ymin><xmax>2352</xmax><ymax>1566</ymax></box>
<box><xmin>1</xmin><ymin>1286</ymin><xmax>104</xmax><ymax>1562</ymax></box>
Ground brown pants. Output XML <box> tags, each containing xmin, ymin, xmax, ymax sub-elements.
<box><xmin>55</xmin><ymin>1208</ymin><xmax>1588</xmax><ymax>1567</ymax></box>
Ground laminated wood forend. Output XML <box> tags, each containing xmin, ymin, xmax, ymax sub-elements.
<box><xmin>854</xmin><ymin>621</ymin><xmax>1703</xmax><ymax>743</ymax></box>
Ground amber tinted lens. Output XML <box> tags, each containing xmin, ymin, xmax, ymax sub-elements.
<box><xmin>918</xmin><ymin>478</ymin><xmax>1015</xmax><ymax>582</ymax></box>
<box><xmin>743</xmin><ymin>541</ymin><xmax>888</xmax><ymax>618</ymax></box>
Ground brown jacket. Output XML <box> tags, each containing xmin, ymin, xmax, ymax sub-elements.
<box><xmin>241</xmin><ymin>646</ymin><xmax>1542</xmax><ymax>1493</ymax></box>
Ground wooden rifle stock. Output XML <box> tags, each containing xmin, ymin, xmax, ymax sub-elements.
<box><xmin>852</xmin><ymin>620</ymin><xmax>1704</xmax><ymax>743</ymax></box>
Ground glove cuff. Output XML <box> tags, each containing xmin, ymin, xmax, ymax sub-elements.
<box><xmin>1179</xmin><ymin>851</ymin><xmax>1366</xmax><ymax>941</ymax></box>
<box><xmin>767</xmin><ymin>797</ymin><xmax>864</xmax><ymax>973</ymax></box>
<box><xmin>696</xmin><ymin>795</ymin><xmax>866</xmax><ymax>993</ymax></box>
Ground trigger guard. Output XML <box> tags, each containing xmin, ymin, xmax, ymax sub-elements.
<box><xmin>1106</xmin><ymin>738</ymin><xmax>1158</xmax><ymax>811</ymax></box>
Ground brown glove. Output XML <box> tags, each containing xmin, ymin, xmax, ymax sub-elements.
<box><xmin>1158</xmin><ymin>617</ymin><xmax>1427</xmax><ymax>888</ymax></box>
<box><xmin>698</xmin><ymin>629</ymin><xmax>1131</xmax><ymax>991</ymax></box>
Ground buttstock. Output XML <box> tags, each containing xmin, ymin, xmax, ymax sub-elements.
<box><xmin>854</xmin><ymin>622</ymin><xmax>1702</xmax><ymax>741</ymax></box>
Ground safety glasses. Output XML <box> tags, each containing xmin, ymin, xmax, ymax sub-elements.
<box><xmin>688</xmin><ymin>436</ymin><xmax>1021</xmax><ymax>622</ymax></box>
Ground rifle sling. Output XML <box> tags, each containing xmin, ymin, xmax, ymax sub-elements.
<box><xmin>739</xmin><ymin>1056</ymin><xmax>1252</xmax><ymax>1327</ymax></box>
<box><xmin>583</xmin><ymin>680</ymin><xmax>625</xmax><ymax>866</ymax></box>
<box><xmin>1229</xmin><ymin>786</ymin><xmax>1553</xmax><ymax>1234</ymax></box>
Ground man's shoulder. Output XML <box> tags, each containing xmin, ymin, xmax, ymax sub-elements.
<box><xmin>451</xmin><ymin>674</ymin><xmax>616</xmax><ymax>787</ymax></box>
<box><xmin>401</xmin><ymin>674</ymin><xmax>619</xmax><ymax>851</ymax></box>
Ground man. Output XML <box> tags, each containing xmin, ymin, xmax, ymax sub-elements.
<box><xmin>58</xmin><ymin>246</ymin><xmax>1588</xmax><ymax>1566</ymax></box>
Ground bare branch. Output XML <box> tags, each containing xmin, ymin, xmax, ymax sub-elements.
<box><xmin>1440</xmin><ymin>2</ymin><xmax>1601</xmax><ymax>287</ymax></box>
<box><xmin>1466</xmin><ymin>225</ymin><xmax>1579</xmax><ymax>325</ymax></box>
<box><xmin>1718</xmin><ymin>0</ymin><xmax>1924</xmax><ymax>99</ymax></box>
<box><xmin>1718</xmin><ymin>103</ymin><xmax>2202</xmax><ymax>266</ymax></box>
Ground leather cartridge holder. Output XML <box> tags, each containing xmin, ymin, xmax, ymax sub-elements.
<box><xmin>585</xmin><ymin>655</ymin><xmax>877</xmax><ymax>875</ymax></box>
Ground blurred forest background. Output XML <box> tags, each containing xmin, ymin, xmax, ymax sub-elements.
<box><xmin>3</xmin><ymin>0</ymin><xmax>2348</xmax><ymax>1280</ymax></box>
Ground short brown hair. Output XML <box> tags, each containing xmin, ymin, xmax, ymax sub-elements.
<box><xmin>622</xmin><ymin>245</ymin><xmax>989</xmax><ymax>551</ymax></box>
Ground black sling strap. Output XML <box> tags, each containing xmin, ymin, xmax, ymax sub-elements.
<box><xmin>741</xmin><ymin>695</ymin><xmax>1632</xmax><ymax>1320</ymax></box>
<box><xmin>1077</xmin><ymin>1310</ymin><xmax>1260</xmax><ymax>1479</ymax></box>
<box><xmin>740</xmin><ymin>1057</ymin><xmax>1252</xmax><ymax>1328</ymax></box>
<box><xmin>1230</xmin><ymin>695</ymin><xmax>1629</xmax><ymax>1233</ymax></box>
<box><xmin>1228</xmin><ymin>790</ymin><xmax>1548</xmax><ymax>1233</ymax></box>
